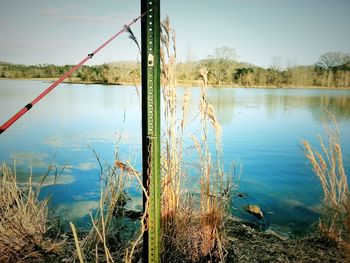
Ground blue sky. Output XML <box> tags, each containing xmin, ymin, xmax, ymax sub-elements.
<box><xmin>0</xmin><ymin>0</ymin><xmax>349</xmax><ymax>67</ymax></box>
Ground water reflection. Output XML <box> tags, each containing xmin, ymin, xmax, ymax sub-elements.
<box><xmin>9</xmin><ymin>151</ymin><xmax>48</xmax><ymax>167</ymax></box>
<box><xmin>1</xmin><ymin>80</ymin><xmax>350</xmax><ymax>232</ymax></box>
<box><xmin>203</xmin><ymin>88</ymin><xmax>350</xmax><ymax>124</ymax></box>
<box><xmin>264</xmin><ymin>93</ymin><xmax>350</xmax><ymax>120</ymax></box>
<box><xmin>207</xmin><ymin>89</ymin><xmax>236</xmax><ymax>125</ymax></box>
<box><xmin>56</xmin><ymin>200</ymin><xmax>99</xmax><ymax>219</ymax></box>
<box><xmin>306</xmin><ymin>95</ymin><xmax>350</xmax><ymax>121</ymax></box>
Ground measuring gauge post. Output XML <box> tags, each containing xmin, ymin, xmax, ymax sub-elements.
<box><xmin>141</xmin><ymin>0</ymin><xmax>161</xmax><ymax>262</ymax></box>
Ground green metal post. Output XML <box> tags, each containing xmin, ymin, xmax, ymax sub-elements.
<box><xmin>141</xmin><ymin>0</ymin><xmax>161</xmax><ymax>262</ymax></box>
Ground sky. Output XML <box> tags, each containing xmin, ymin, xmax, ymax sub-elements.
<box><xmin>0</xmin><ymin>0</ymin><xmax>349</xmax><ymax>68</ymax></box>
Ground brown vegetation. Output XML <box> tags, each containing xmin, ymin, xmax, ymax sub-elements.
<box><xmin>0</xmin><ymin>164</ymin><xmax>64</xmax><ymax>262</ymax></box>
<box><xmin>159</xmin><ymin>17</ymin><xmax>233</xmax><ymax>262</ymax></box>
<box><xmin>67</xmin><ymin>148</ymin><xmax>133</xmax><ymax>263</ymax></box>
<box><xmin>303</xmin><ymin>113</ymin><xmax>350</xmax><ymax>257</ymax></box>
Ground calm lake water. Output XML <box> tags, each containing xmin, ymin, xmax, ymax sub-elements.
<box><xmin>1</xmin><ymin>79</ymin><xmax>350</xmax><ymax>234</ymax></box>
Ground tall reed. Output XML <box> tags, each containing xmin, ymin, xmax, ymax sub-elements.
<box><xmin>160</xmin><ymin>16</ymin><xmax>183</xmax><ymax>219</ymax></box>
<box><xmin>303</xmin><ymin>113</ymin><xmax>349</xmax><ymax>247</ymax></box>
<box><xmin>160</xmin><ymin>16</ymin><xmax>232</xmax><ymax>262</ymax></box>
<box><xmin>69</xmin><ymin>147</ymin><xmax>130</xmax><ymax>263</ymax></box>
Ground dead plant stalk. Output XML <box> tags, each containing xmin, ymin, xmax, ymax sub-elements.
<box><xmin>303</xmin><ymin>113</ymin><xmax>349</xmax><ymax>243</ymax></box>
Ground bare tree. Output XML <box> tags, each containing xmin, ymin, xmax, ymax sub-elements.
<box><xmin>213</xmin><ymin>46</ymin><xmax>237</xmax><ymax>62</ymax></box>
<box><xmin>315</xmin><ymin>52</ymin><xmax>350</xmax><ymax>69</ymax></box>
<box><xmin>205</xmin><ymin>46</ymin><xmax>237</xmax><ymax>85</ymax></box>
<box><xmin>270</xmin><ymin>56</ymin><xmax>282</xmax><ymax>71</ymax></box>
<box><xmin>185</xmin><ymin>46</ymin><xmax>196</xmax><ymax>62</ymax></box>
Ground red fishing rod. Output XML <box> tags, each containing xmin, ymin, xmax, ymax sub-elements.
<box><xmin>0</xmin><ymin>10</ymin><xmax>149</xmax><ymax>135</ymax></box>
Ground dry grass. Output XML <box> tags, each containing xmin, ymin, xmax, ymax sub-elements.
<box><xmin>0</xmin><ymin>163</ymin><xmax>64</xmax><ymax>262</ymax></box>
<box><xmin>0</xmin><ymin>147</ymin><xmax>142</xmax><ymax>263</ymax></box>
<box><xmin>160</xmin><ymin>17</ymin><xmax>232</xmax><ymax>262</ymax></box>
<box><xmin>67</xmin><ymin>147</ymin><xmax>133</xmax><ymax>263</ymax></box>
<box><xmin>161</xmin><ymin>16</ymin><xmax>183</xmax><ymax>218</ymax></box>
<box><xmin>303</xmin><ymin>113</ymin><xmax>350</xmax><ymax>253</ymax></box>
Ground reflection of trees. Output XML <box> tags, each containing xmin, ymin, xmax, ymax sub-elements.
<box><xmin>308</xmin><ymin>96</ymin><xmax>350</xmax><ymax>121</ymax></box>
<box><xmin>175</xmin><ymin>88</ymin><xmax>236</xmax><ymax>126</ymax></box>
<box><xmin>177</xmin><ymin>88</ymin><xmax>350</xmax><ymax>126</ymax></box>
<box><xmin>207</xmin><ymin>90</ymin><xmax>236</xmax><ymax>125</ymax></box>
<box><xmin>263</xmin><ymin>93</ymin><xmax>350</xmax><ymax>120</ymax></box>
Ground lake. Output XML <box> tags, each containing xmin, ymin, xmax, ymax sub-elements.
<box><xmin>1</xmin><ymin>79</ymin><xmax>350</xmax><ymax>234</ymax></box>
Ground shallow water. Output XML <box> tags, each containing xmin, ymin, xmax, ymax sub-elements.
<box><xmin>0</xmin><ymin>79</ymin><xmax>349</xmax><ymax>233</ymax></box>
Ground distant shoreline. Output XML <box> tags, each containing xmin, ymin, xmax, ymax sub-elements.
<box><xmin>1</xmin><ymin>77</ymin><xmax>350</xmax><ymax>90</ymax></box>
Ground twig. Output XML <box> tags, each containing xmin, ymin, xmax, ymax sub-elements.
<box><xmin>70</xmin><ymin>222</ymin><xmax>85</xmax><ymax>263</ymax></box>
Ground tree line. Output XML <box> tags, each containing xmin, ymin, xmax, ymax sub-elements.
<box><xmin>0</xmin><ymin>61</ymin><xmax>140</xmax><ymax>85</ymax></box>
<box><xmin>177</xmin><ymin>48</ymin><xmax>350</xmax><ymax>88</ymax></box>
<box><xmin>1</xmin><ymin>49</ymin><xmax>349</xmax><ymax>88</ymax></box>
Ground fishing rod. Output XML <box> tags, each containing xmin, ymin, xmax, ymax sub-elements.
<box><xmin>0</xmin><ymin>9</ymin><xmax>150</xmax><ymax>135</ymax></box>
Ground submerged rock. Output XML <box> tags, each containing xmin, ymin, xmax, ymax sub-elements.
<box><xmin>237</xmin><ymin>192</ymin><xmax>247</xmax><ymax>198</ymax></box>
<box><xmin>244</xmin><ymin>204</ymin><xmax>264</xmax><ymax>219</ymax></box>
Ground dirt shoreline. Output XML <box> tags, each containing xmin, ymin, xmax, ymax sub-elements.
<box><xmin>224</xmin><ymin>217</ymin><xmax>347</xmax><ymax>262</ymax></box>
<box><xmin>44</xmin><ymin>216</ymin><xmax>346</xmax><ymax>262</ymax></box>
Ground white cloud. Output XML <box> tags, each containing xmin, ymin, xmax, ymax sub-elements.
<box><xmin>56</xmin><ymin>200</ymin><xmax>99</xmax><ymax>219</ymax></box>
<box><xmin>0</xmin><ymin>18</ymin><xmax>8</xmax><ymax>26</ymax></box>
<box><xmin>19</xmin><ymin>173</ymin><xmax>76</xmax><ymax>186</ymax></box>
<box><xmin>0</xmin><ymin>39</ymin><xmax>74</xmax><ymax>52</ymax></box>
<box><xmin>54</xmin><ymin>14</ymin><xmax>134</xmax><ymax>26</ymax></box>
<box><xmin>38</xmin><ymin>7</ymin><xmax>63</xmax><ymax>16</ymax></box>
<box><xmin>9</xmin><ymin>151</ymin><xmax>48</xmax><ymax>167</ymax></box>
<box><xmin>76</xmin><ymin>162</ymin><xmax>98</xmax><ymax>171</ymax></box>
<box><xmin>38</xmin><ymin>6</ymin><xmax>136</xmax><ymax>27</ymax></box>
